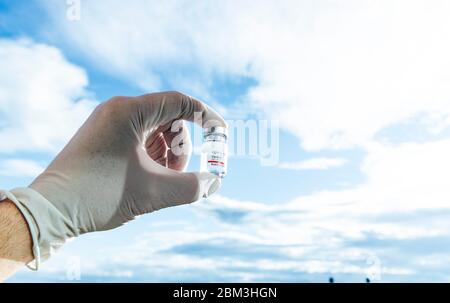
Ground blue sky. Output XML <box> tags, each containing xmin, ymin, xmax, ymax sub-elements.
<box><xmin>2</xmin><ymin>0</ymin><xmax>450</xmax><ymax>282</ymax></box>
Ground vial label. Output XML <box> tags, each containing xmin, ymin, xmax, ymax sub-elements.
<box><xmin>201</xmin><ymin>142</ymin><xmax>227</xmax><ymax>178</ymax></box>
<box><xmin>207</xmin><ymin>150</ymin><xmax>226</xmax><ymax>170</ymax></box>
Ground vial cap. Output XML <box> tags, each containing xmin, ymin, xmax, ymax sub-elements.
<box><xmin>203</xmin><ymin>126</ymin><xmax>228</xmax><ymax>138</ymax></box>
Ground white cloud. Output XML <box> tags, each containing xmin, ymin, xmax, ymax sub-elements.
<box><xmin>0</xmin><ymin>159</ymin><xmax>45</xmax><ymax>177</ymax></box>
<box><xmin>0</xmin><ymin>39</ymin><xmax>97</xmax><ymax>153</ymax></box>
<box><xmin>44</xmin><ymin>0</ymin><xmax>450</xmax><ymax>150</ymax></box>
<box><xmin>21</xmin><ymin>138</ymin><xmax>450</xmax><ymax>282</ymax></box>
<box><xmin>278</xmin><ymin>157</ymin><xmax>347</xmax><ymax>170</ymax></box>
<box><xmin>361</xmin><ymin>139</ymin><xmax>450</xmax><ymax>212</ymax></box>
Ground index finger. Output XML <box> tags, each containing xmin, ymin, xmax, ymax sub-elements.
<box><xmin>137</xmin><ymin>91</ymin><xmax>227</xmax><ymax>130</ymax></box>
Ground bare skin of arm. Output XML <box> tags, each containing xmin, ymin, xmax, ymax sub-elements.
<box><xmin>0</xmin><ymin>199</ymin><xmax>34</xmax><ymax>282</ymax></box>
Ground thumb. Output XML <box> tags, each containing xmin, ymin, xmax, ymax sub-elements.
<box><xmin>193</xmin><ymin>172</ymin><xmax>222</xmax><ymax>199</ymax></box>
<box><xmin>156</xmin><ymin>170</ymin><xmax>221</xmax><ymax>207</ymax></box>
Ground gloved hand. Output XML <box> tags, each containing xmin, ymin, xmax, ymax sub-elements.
<box><xmin>2</xmin><ymin>91</ymin><xmax>226</xmax><ymax>269</ymax></box>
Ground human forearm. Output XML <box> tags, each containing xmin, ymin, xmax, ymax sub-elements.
<box><xmin>0</xmin><ymin>199</ymin><xmax>34</xmax><ymax>282</ymax></box>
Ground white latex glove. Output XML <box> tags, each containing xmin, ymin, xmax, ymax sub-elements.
<box><xmin>2</xmin><ymin>91</ymin><xmax>226</xmax><ymax>269</ymax></box>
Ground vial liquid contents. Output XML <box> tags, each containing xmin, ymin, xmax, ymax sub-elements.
<box><xmin>201</xmin><ymin>126</ymin><xmax>228</xmax><ymax>178</ymax></box>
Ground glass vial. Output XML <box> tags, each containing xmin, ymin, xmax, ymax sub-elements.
<box><xmin>201</xmin><ymin>126</ymin><xmax>228</xmax><ymax>178</ymax></box>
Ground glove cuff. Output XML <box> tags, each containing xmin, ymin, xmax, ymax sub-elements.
<box><xmin>1</xmin><ymin>188</ymin><xmax>75</xmax><ymax>270</ymax></box>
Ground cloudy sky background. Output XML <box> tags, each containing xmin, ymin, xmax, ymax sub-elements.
<box><xmin>1</xmin><ymin>0</ymin><xmax>450</xmax><ymax>282</ymax></box>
